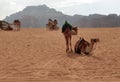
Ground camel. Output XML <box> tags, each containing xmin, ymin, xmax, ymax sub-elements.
<box><xmin>0</xmin><ymin>20</ymin><xmax>13</xmax><ymax>31</ymax></box>
<box><xmin>13</xmin><ymin>19</ymin><xmax>21</xmax><ymax>31</ymax></box>
<box><xmin>46</xmin><ymin>19</ymin><xmax>59</xmax><ymax>30</ymax></box>
<box><xmin>53</xmin><ymin>19</ymin><xmax>59</xmax><ymax>30</ymax></box>
<box><xmin>46</xmin><ymin>19</ymin><xmax>54</xmax><ymax>30</ymax></box>
<box><xmin>74</xmin><ymin>37</ymin><xmax>99</xmax><ymax>55</ymax></box>
<box><xmin>62</xmin><ymin>21</ymin><xmax>78</xmax><ymax>53</ymax></box>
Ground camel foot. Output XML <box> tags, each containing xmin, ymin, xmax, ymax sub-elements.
<box><xmin>66</xmin><ymin>48</ymin><xmax>69</xmax><ymax>53</ymax></box>
<box><xmin>70</xmin><ymin>49</ymin><xmax>73</xmax><ymax>53</ymax></box>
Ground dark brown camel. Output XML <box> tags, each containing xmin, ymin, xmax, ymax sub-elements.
<box><xmin>0</xmin><ymin>21</ymin><xmax>13</xmax><ymax>31</ymax></box>
<box><xmin>74</xmin><ymin>37</ymin><xmax>99</xmax><ymax>55</ymax></box>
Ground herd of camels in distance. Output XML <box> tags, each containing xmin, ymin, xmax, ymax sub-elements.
<box><xmin>0</xmin><ymin>19</ymin><xmax>100</xmax><ymax>55</ymax></box>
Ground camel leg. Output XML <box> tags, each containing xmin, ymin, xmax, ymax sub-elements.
<box><xmin>69</xmin><ymin>35</ymin><xmax>73</xmax><ymax>52</ymax></box>
<box><xmin>18</xmin><ymin>24</ymin><xmax>20</xmax><ymax>31</ymax></box>
<box><xmin>65</xmin><ymin>35</ymin><xmax>69</xmax><ymax>52</ymax></box>
<box><xmin>17</xmin><ymin>25</ymin><xmax>20</xmax><ymax>31</ymax></box>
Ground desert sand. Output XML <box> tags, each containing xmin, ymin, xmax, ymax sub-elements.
<box><xmin>0</xmin><ymin>28</ymin><xmax>120</xmax><ymax>82</ymax></box>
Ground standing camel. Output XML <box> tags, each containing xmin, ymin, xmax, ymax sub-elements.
<box><xmin>13</xmin><ymin>19</ymin><xmax>21</xmax><ymax>31</ymax></box>
<box><xmin>46</xmin><ymin>19</ymin><xmax>54</xmax><ymax>30</ymax></box>
<box><xmin>46</xmin><ymin>19</ymin><xmax>59</xmax><ymax>30</ymax></box>
<box><xmin>53</xmin><ymin>19</ymin><xmax>59</xmax><ymax>30</ymax></box>
<box><xmin>62</xmin><ymin>21</ymin><xmax>77</xmax><ymax>53</ymax></box>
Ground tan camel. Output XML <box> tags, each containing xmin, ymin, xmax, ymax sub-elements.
<box><xmin>46</xmin><ymin>19</ymin><xmax>59</xmax><ymax>30</ymax></box>
<box><xmin>46</xmin><ymin>19</ymin><xmax>54</xmax><ymax>30</ymax></box>
<box><xmin>13</xmin><ymin>19</ymin><xmax>21</xmax><ymax>31</ymax></box>
<box><xmin>74</xmin><ymin>37</ymin><xmax>99</xmax><ymax>55</ymax></box>
<box><xmin>62</xmin><ymin>21</ymin><xmax>78</xmax><ymax>53</ymax></box>
<box><xmin>53</xmin><ymin>19</ymin><xmax>59</xmax><ymax>30</ymax></box>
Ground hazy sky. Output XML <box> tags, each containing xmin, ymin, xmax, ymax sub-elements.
<box><xmin>0</xmin><ymin>0</ymin><xmax>120</xmax><ymax>19</ymax></box>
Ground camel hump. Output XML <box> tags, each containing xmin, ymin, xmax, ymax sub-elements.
<box><xmin>62</xmin><ymin>21</ymin><xmax>73</xmax><ymax>33</ymax></box>
<box><xmin>74</xmin><ymin>38</ymin><xmax>85</xmax><ymax>54</ymax></box>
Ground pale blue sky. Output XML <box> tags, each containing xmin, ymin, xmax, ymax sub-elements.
<box><xmin>0</xmin><ymin>0</ymin><xmax>120</xmax><ymax>19</ymax></box>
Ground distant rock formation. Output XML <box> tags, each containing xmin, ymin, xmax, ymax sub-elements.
<box><xmin>4</xmin><ymin>5</ymin><xmax>120</xmax><ymax>27</ymax></box>
<box><xmin>74</xmin><ymin>14</ymin><xmax>120</xmax><ymax>27</ymax></box>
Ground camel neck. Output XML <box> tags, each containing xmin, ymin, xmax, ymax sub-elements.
<box><xmin>89</xmin><ymin>42</ymin><xmax>95</xmax><ymax>52</ymax></box>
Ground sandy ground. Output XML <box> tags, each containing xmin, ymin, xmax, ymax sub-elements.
<box><xmin>0</xmin><ymin>28</ymin><xmax>120</xmax><ymax>82</ymax></box>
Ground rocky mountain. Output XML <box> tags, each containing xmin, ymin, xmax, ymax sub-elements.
<box><xmin>4</xmin><ymin>5</ymin><xmax>72</xmax><ymax>27</ymax></box>
<box><xmin>4</xmin><ymin>5</ymin><xmax>120</xmax><ymax>27</ymax></box>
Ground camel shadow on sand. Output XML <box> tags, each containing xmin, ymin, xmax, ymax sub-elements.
<box><xmin>67</xmin><ymin>52</ymin><xmax>104</xmax><ymax>61</ymax></box>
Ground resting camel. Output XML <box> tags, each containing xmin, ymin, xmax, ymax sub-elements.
<box><xmin>0</xmin><ymin>21</ymin><xmax>13</xmax><ymax>31</ymax></box>
<box><xmin>13</xmin><ymin>19</ymin><xmax>21</xmax><ymax>31</ymax></box>
<box><xmin>74</xmin><ymin>37</ymin><xmax>99</xmax><ymax>55</ymax></box>
<box><xmin>62</xmin><ymin>21</ymin><xmax>78</xmax><ymax>52</ymax></box>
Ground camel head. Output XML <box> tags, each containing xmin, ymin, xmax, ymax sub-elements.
<box><xmin>91</xmin><ymin>38</ymin><xmax>100</xmax><ymax>43</ymax></box>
